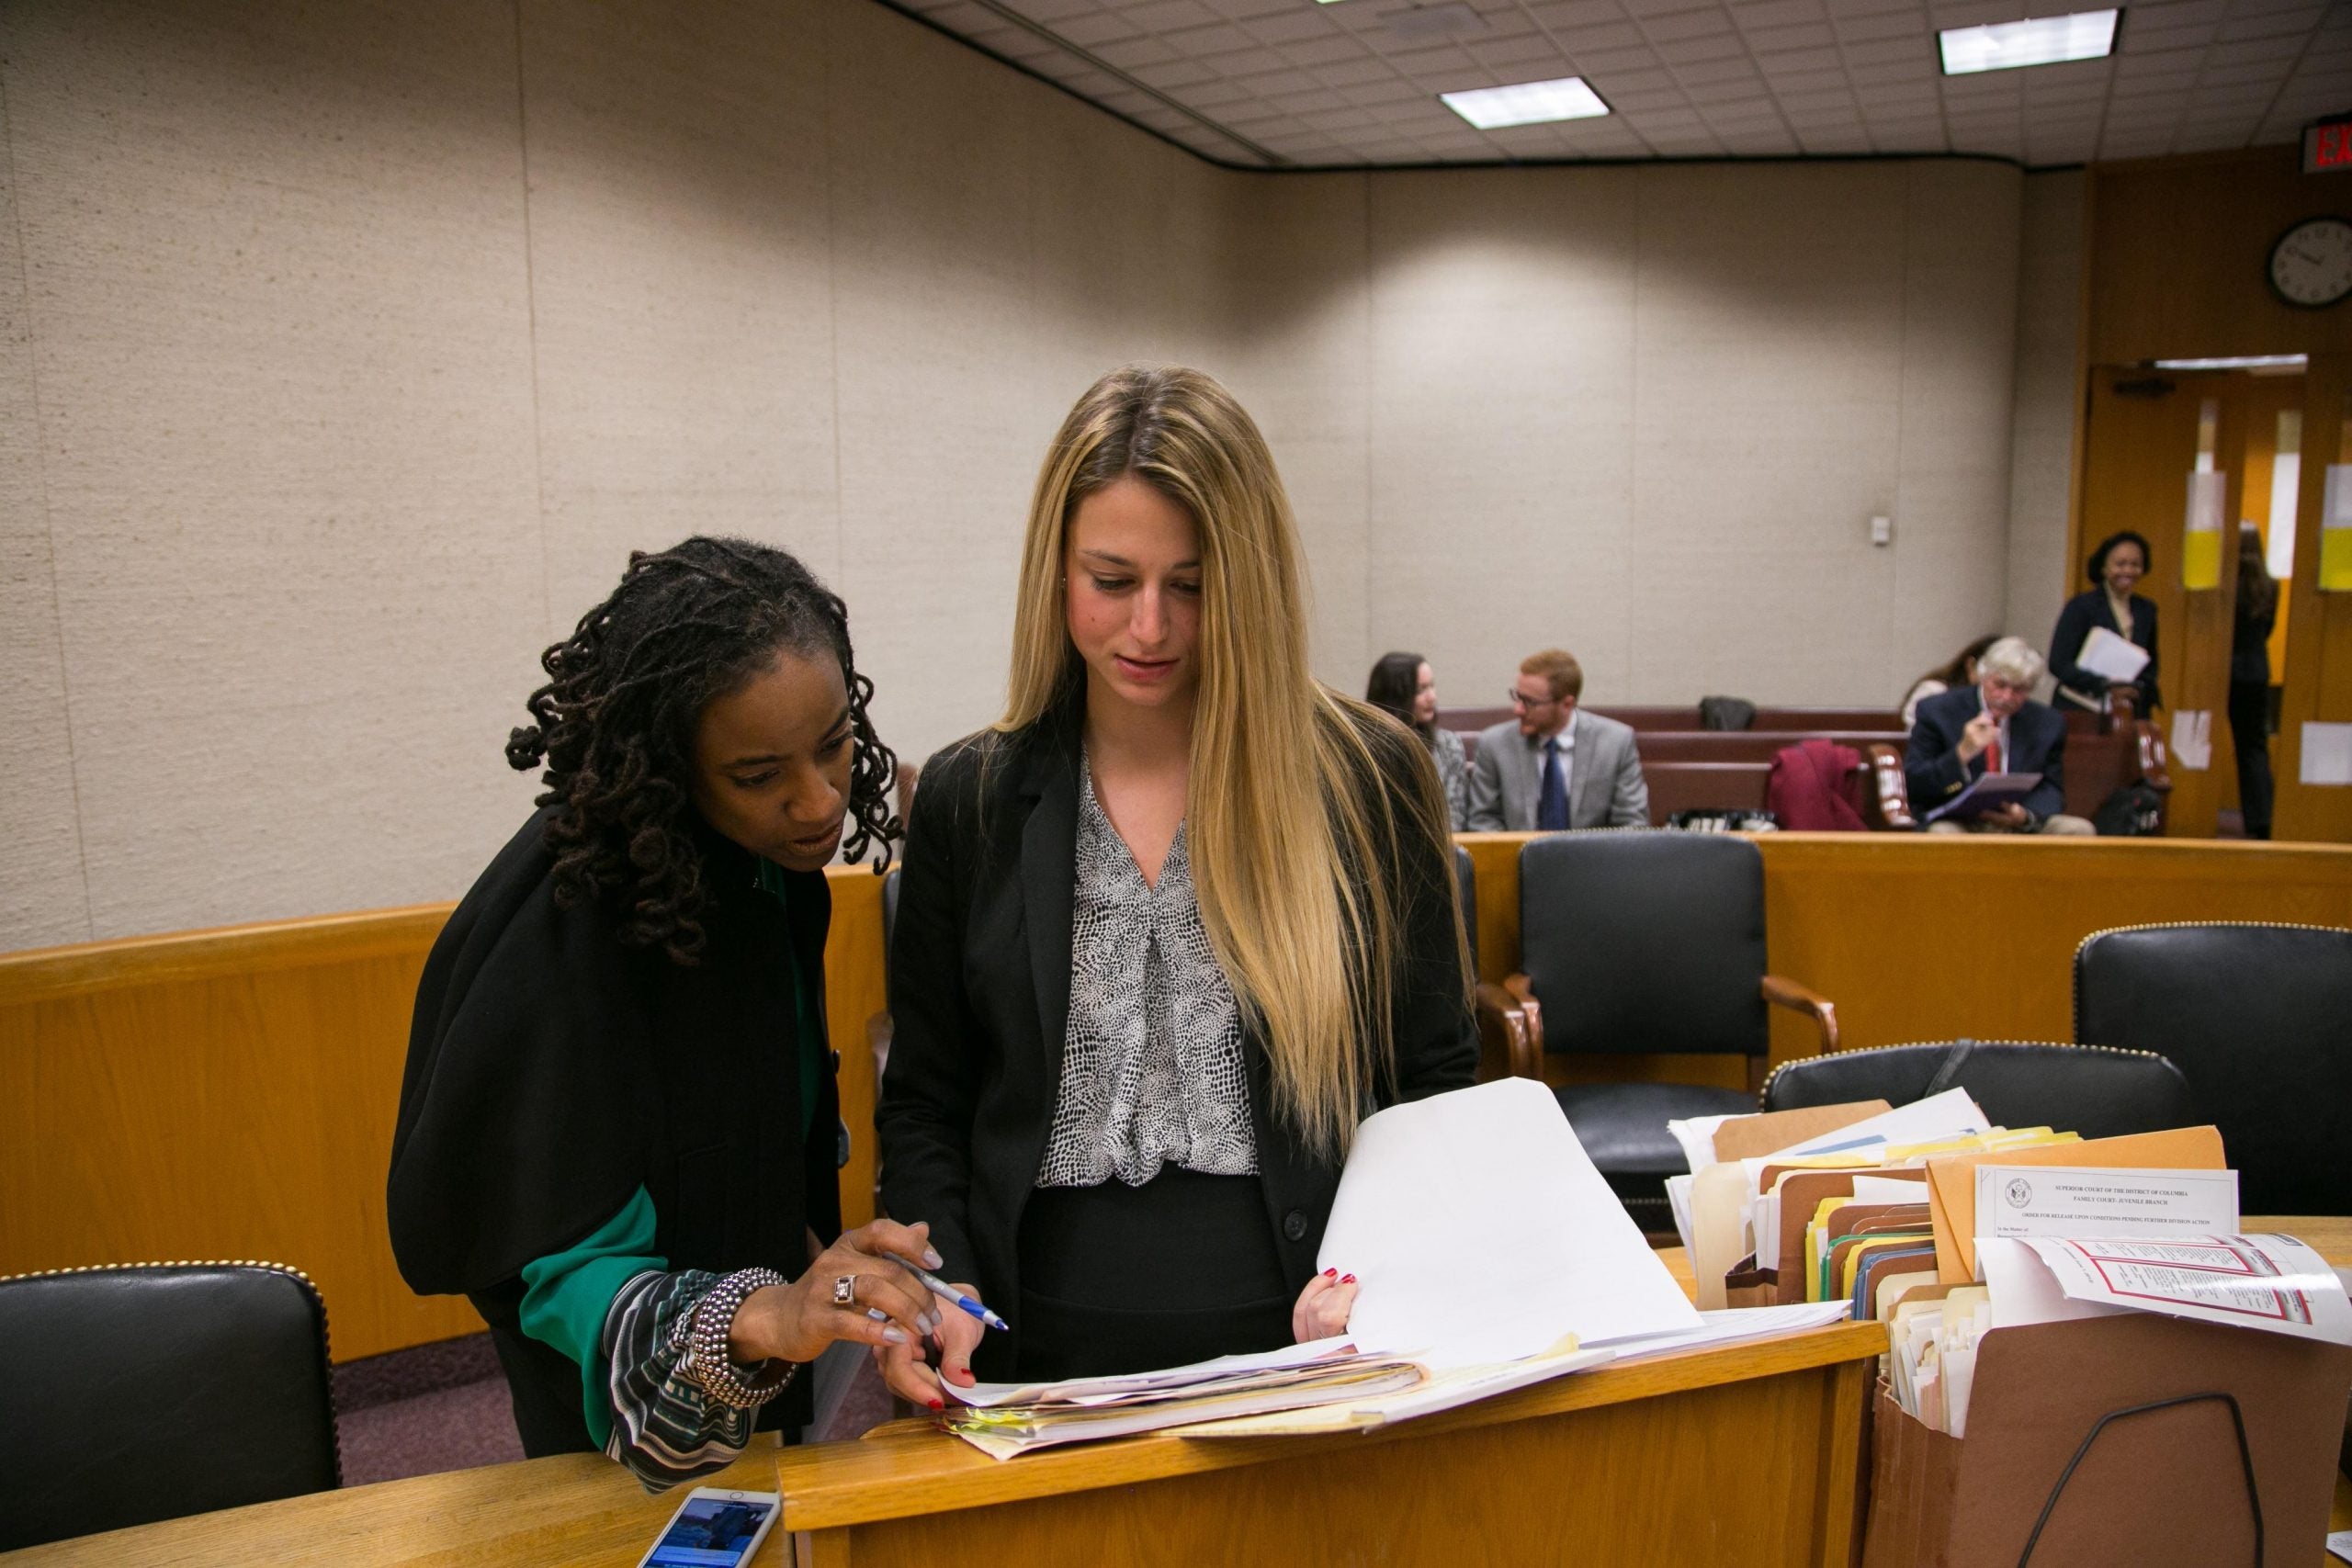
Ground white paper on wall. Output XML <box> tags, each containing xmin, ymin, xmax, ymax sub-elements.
<box><xmin>2301</xmin><ymin>722</ymin><xmax>2352</xmax><ymax>786</ymax></box>
<box><xmin>2167</xmin><ymin>709</ymin><xmax>2211</xmax><ymax>771</ymax></box>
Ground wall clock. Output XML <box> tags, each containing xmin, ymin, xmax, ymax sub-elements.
<box><xmin>2268</xmin><ymin>216</ymin><xmax>2352</xmax><ymax>308</ymax></box>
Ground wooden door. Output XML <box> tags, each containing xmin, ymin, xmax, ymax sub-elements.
<box><xmin>2077</xmin><ymin>368</ymin><xmax>2245</xmax><ymax>836</ymax></box>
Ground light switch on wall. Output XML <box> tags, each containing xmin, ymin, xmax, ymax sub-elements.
<box><xmin>1871</xmin><ymin>514</ymin><xmax>1893</xmax><ymax>546</ymax></box>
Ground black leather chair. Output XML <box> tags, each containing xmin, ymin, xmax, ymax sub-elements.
<box><xmin>2075</xmin><ymin>922</ymin><xmax>2352</xmax><ymax>1215</ymax></box>
<box><xmin>0</xmin><ymin>1261</ymin><xmax>339</xmax><ymax>1550</ymax></box>
<box><xmin>1485</xmin><ymin>832</ymin><xmax>1838</xmax><ymax>1225</ymax></box>
<box><xmin>1761</xmin><ymin>1039</ymin><xmax>2196</xmax><ymax>1140</ymax></box>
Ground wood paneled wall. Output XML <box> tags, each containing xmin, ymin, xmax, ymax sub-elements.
<box><xmin>0</xmin><ymin>866</ymin><xmax>889</xmax><ymax>1363</ymax></box>
<box><xmin>6</xmin><ymin>837</ymin><xmax>2346</xmax><ymax>1360</ymax></box>
<box><xmin>2079</xmin><ymin>149</ymin><xmax>2352</xmax><ymax>840</ymax></box>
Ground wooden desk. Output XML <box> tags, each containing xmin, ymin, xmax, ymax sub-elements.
<box><xmin>4</xmin><ymin>1325</ymin><xmax>1886</xmax><ymax>1567</ymax></box>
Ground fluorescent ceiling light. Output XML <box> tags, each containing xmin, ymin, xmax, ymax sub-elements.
<box><xmin>2150</xmin><ymin>355</ymin><xmax>2308</xmax><ymax>372</ymax></box>
<box><xmin>1441</xmin><ymin>76</ymin><xmax>1610</xmax><ymax>130</ymax></box>
<box><xmin>1939</xmin><ymin>10</ymin><xmax>2119</xmax><ymax>75</ymax></box>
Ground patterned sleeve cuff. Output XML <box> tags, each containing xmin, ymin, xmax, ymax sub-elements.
<box><xmin>597</xmin><ymin>1269</ymin><xmax>795</xmax><ymax>1493</ymax></box>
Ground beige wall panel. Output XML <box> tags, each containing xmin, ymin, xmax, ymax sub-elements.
<box><xmin>1628</xmin><ymin>164</ymin><xmax>1910</xmax><ymax>705</ymax></box>
<box><xmin>1218</xmin><ymin>174</ymin><xmax>1373</xmax><ymax>688</ymax></box>
<box><xmin>1890</xmin><ymin>162</ymin><xmax>2021</xmax><ymax>685</ymax></box>
<box><xmin>1023</xmin><ymin>88</ymin><xmax>1229</xmax><ymax>402</ymax></box>
<box><xmin>4</xmin><ymin>0</ymin><xmax>547</xmax><ymax>938</ymax></box>
<box><xmin>517</xmin><ymin>0</ymin><xmax>844</xmax><ymax>623</ymax></box>
<box><xmin>1364</xmin><ymin>167</ymin><xmax>1640</xmax><ymax>709</ymax></box>
<box><xmin>824</xmin><ymin>0</ymin><xmax>1060</xmax><ymax>763</ymax></box>
<box><xmin>0</xmin><ymin>103</ymin><xmax>90</xmax><ymax>951</ymax></box>
<box><xmin>2007</xmin><ymin>171</ymin><xmax>2086</xmax><ymax>661</ymax></box>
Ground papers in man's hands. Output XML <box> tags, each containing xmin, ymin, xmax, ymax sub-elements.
<box><xmin>1920</xmin><ymin>771</ymin><xmax>2043</xmax><ymax>824</ymax></box>
<box><xmin>2076</xmin><ymin>625</ymin><xmax>2151</xmax><ymax>682</ymax></box>
<box><xmin>1317</xmin><ymin>1078</ymin><xmax>1701</xmax><ymax>1364</ymax></box>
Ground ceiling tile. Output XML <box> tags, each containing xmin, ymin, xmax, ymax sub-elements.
<box><xmin>1093</xmin><ymin>33</ymin><xmax>1182</xmax><ymax>65</ymax></box>
<box><xmin>1609</xmin><ymin>83</ymin><xmax>1691</xmax><ymax>107</ymax></box>
<box><xmin>1656</xmin><ymin>33</ymin><xmax>1750</xmax><ymax>63</ymax></box>
<box><xmin>1843</xmin><ymin>37</ymin><xmax>1929</xmax><ymax>66</ymax></box>
<box><xmin>1755</xmin><ymin>46</ymin><xmax>1844</xmax><ymax>73</ymax></box>
<box><xmin>1132</xmin><ymin>56</ymin><xmax>1221</xmax><ymax>85</ymax></box>
<box><xmin>1676</xmin><ymin>55</ymin><xmax>1765</xmax><ymax>84</ymax></box>
<box><xmin>1283</xmin><ymin>32</ymin><xmax>1371</xmax><ymax>63</ymax></box>
<box><xmin>1317</xmin><ymin>54</ymin><xmax>1405</xmax><ymax>83</ymax></box>
<box><xmin>1233</xmin><ymin>64</ymin><xmax>1325</xmax><ymax>94</ymax></box>
<box><xmin>1245</xmin><ymin>10</ymin><xmax>1343</xmax><ymax>43</ymax></box>
<box><xmin>2123</xmin><ymin>22</ymin><xmax>2222</xmax><ymax>53</ymax></box>
<box><xmin>1834</xmin><ymin>10</ymin><xmax>1924</xmax><ymax>43</ymax></box>
<box><xmin>1621</xmin><ymin>0</ymin><xmax>1722</xmax><ymax>17</ymax></box>
<box><xmin>1343</xmin><ymin>75</ymin><xmax>1437</xmax><ymax>102</ymax></box>
<box><xmin>1555</xmin><ymin>19</ymin><xmax>1648</xmax><ymax>51</ymax></box>
<box><xmin>1641</xmin><ymin>7</ymin><xmax>1735</xmax><ymax>42</ymax></box>
<box><xmin>1051</xmin><ymin>11</ymin><xmax>1142</xmax><ymax>45</ymax></box>
<box><xmin>1166</xmin><ymin>20</ymin><xmax>1257</xmax><ymax>52</ymax></box>
<box><xmin>1527</xmin><ymin>0</ymin><xmax>1632</xmax><ymax>28</ymax></box>
<box><xmin>1736</xmin><ymin>0</ymin><xmax>1829</xmax><ymax>27</ymax></box>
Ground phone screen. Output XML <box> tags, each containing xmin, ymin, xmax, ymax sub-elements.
<box><xmin>643</xmin><ymin>1494</ymin><xmax>778</xmax><ymax>1568</ymax></box>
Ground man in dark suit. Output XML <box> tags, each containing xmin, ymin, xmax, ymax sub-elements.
<box><xmin>1905</xmin><ymin>637</ymin><xmax>2095</xmax><ymax>836</ymax></box>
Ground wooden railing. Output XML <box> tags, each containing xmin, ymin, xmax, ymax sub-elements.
<box><xmin>6</xmin><ymin>836</ymin><xmax>2347</xmax><ymax>1359</ymax></box>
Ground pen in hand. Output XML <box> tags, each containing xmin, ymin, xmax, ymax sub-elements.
<box><xmin>886</xmin><ymin>1253</ymin><xmax>1012</xmax><ymax>1332</ymax></box>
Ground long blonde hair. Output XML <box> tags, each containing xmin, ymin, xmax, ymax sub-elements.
<box><xmin>1001</xmin><ymin>366</ymin><xmax>1468</xmax><ymax>1157</ymax></box>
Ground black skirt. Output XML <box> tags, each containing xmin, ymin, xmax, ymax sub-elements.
<box><xmin>1015</xmin><ymin>1166</ymin><xmax>1293</xmax><ymax>1382</ymax></box>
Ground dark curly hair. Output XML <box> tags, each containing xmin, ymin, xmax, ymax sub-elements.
<box><xmin>506</xmin><ymin>536</ymin><xmax>898</xmax><ymax>964</ymax></box>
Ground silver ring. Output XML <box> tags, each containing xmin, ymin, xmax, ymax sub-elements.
<box><xmin>831</xmin><ymin>1274</ymin><xmax>856</xmax><ymax>1307</ymax></box>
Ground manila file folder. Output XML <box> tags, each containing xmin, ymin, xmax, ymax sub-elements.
<box><xmin>1922</xmin><ymin>1125</ymin><xmax>2224</xmax><ymax>1282</ymax></box>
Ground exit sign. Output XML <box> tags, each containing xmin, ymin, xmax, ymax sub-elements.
<box><xmin>2307</xmin><ymin>117</ymin><xmax>2352</xmax><ymax>174</ymax></box>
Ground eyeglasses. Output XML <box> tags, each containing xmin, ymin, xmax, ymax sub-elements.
<box><xmin>1508</xmin><ymin>688</ymin><xmax>1557</xmax><ymax>710</ymax></box>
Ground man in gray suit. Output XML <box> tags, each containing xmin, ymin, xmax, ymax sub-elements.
<box><xmin>1467</xmin><ymin>648</ymin><xmax>1648</xmax><ymax>830</ymax></box>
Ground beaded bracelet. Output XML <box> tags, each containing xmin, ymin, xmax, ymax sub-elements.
<box><xmin>677</xmin><ymin>1267</ymin><xmax>799</xmax><ymax>1411</ymax></box>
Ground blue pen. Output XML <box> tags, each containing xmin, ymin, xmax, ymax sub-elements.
<box><xmin>888</xmin><ymin>1253</ymin><xmax>1011</xmax><ymax>1332</ymax></box>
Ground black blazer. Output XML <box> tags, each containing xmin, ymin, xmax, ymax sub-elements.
<box><xmin>1904</xmin><ymin>685</ymin><xmax>2069</xmax><ymax>824</ymax></box>
<box><xmin>876</xmin><ymin>701</ymin><xmax>1477</xmax><ymax>1379</ymax></box>
<box><xmin>2050</xmin><ymin>590</ymin><xmax>2161</xmax><ymax>709</ymax></box>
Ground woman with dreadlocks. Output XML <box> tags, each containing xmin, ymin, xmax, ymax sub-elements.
<box><xmin>389</xmin><ymin>536</ymin><xmax>931</xmax><ymax>1489</ymax></box>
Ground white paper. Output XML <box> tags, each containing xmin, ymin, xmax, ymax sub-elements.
<box><xmin>1762</xmin><ymin>1087</ymin><xmax>1990</xmax><ymax>1161</ymax></box>
<box><xmin>2326</xmin><ymin>1528</ymin><xmax>2352</xmax><ymax>1564</ymax></box>
<box><xmin>2076</xmin><ymin>625</ymin><xmax>2151</xmax><ymax>682</ymax></box>
<box><xmin>1317</xmin><ymin>1078</ymin><xmax>1701</xmax><ymax>1365</ymax></box>
<box><xmin>2167</xmin><ymin>708</ymin><xmax>2212</xmax><ymax>772</ymax></box>
<box><xmin>1667</xmin><ymin>1111</ymin><xmax>1736</xmax><ymax>1174</ymax></box>
<box><xmin>1177</xmin><ymin>1343</ymin><xmax>1620</xmax><ymax>1438</ymax></box>
<box><xmin>2185</xmin><ymin>468</ymin><xmax>2226</xmax><ymax>534</ymax></box>
<box><xmin>1980</xmin><ymin>1236</ymin><xmax>2130</xmax><ymax>1329</ymax></box>
<box><xmin>2301</xmin><ymin>721</ymin><xmax>2352</xmax><ymax>786</ymax></box>
<box><xmin>1600</xmin><ymin>1302</ymin><xmax>1851</xmax><ymax>1362</ymax></box>
<box><xmin>2020</xmin><ymin>1235</ymin><xmax>2352</xmax><ymax>1344</ymax></box>
<box><xmin>1665</xmin><ymin>1172</ymin><xmax>1698</xmax><ymax>1257</ymax></box>
<box><xmin>1852</xmin><ymin>1174</ymin><xmax>1931</xmax><ymax>1206</ymax></box>
<box><xmin>1973</xmin><ymin>1165</ymin><xmax>2238</xmax><ymax>1245</ymax></box>
<box><xmin>951</xmin><ymin>1337</ymin><xmax>1355</xmax><ymax>1409</ymax></box>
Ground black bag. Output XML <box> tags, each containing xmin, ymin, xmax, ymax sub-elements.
<box><xmin>1699</xmin><ymin>695</ymin><xmax>1757</xmax><ymax>731</ymax></box>
<box><xmin>2093</xmin><ymin>784</ymin><xmax>2164</xmax><ymax>837</ymax></box>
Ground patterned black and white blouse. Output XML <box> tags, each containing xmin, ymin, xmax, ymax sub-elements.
<box><xmin>1036</xmin><ymin>760</ymin><xmax>1258</xmax><ymax>1187</ymax></box>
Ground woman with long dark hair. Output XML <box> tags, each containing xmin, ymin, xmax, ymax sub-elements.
<box><xmin>1366</xmin><ymin>650</ymin><xmax>1468</xmax><ymax>829</ymax></box>
<box><xmin>1900</xmin><ymin>635</ymin><xmax>1999</xmax><ymax>728</ymax></box>
<box><xmin>390</xmin><ymin>537</ymin><xmax>941</xmax><ymax>1488</ymax></box>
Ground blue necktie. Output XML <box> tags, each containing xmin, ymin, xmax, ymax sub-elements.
<box><xmin>1536</xmin><ymin>739</ymin><xmax>1568</xmax><ymax>830</ymax></box>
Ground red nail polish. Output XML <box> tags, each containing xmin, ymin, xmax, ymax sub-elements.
<box><xmin>1341</xmin><ymin>1274</ymin><xmax>1356</xmax><ymax>1284</ymax></box>
<box><xmin>1324</xmin><ymin>1267</ymin><xmax>1337</xmax><ymax>1278</ymax></box>
<box><xmin>928</xmin><ymin>1398</ymin><xmax>944</xmax><ymax>1411</ymax></box>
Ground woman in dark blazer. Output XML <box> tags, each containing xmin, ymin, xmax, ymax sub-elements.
<box><xmin>2050</xmin><ymin>529</ymin><xmax>2161</xmax><ymax>712</ymax></box>
<box><xmin>874</xmin><ymin>367</ymin><xmax>1477</xmax><ymax>1401</ymax></box>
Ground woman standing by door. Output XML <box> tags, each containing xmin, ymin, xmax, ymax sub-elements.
<box><xmin>876</xmin><ymin>367</ymin><xmax>1477</xmax><ymax>1400</ymax></box>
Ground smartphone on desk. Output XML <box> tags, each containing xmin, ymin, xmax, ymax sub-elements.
<box><xmin>636</xmin><ymin>1487</ymin><xmax>781</xmax><ymax>1568</ymax></box>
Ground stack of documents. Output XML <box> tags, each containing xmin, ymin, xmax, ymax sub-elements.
<box><xmin>940</xmin><ymin>1341</ymin><xmax>1429</xmax><ymax>1459</ymax></box>
<box><xmin>944</xmin><ymin>1081</ymin><xmax>1852</xmax><ymax>1459</ymax></box>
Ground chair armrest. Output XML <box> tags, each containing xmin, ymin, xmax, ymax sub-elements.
<box><xmin>1472</xmin><ymin>983</ymin><xmax>1535</xmax><ymax>1083</ymax></box>
<box><xmin>2132</xmin><ymin>720</ymin><xmax>2172</xmax><ymax>793</ymax></box>
<box><xmin>1759</xmin><ymin>975</ymin><xmax>1838</xmax><ymax>1054</ymax></box>
<box><xmin>1860</xmin><ymin>743</ymin><xmax>1916</xmax><ymax>831</ymax></box>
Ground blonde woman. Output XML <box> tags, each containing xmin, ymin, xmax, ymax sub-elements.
<box><xmin>875</xmin><ymin>367</ymin><xmax>1476</xmax><ymax>1401</ymax></box>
